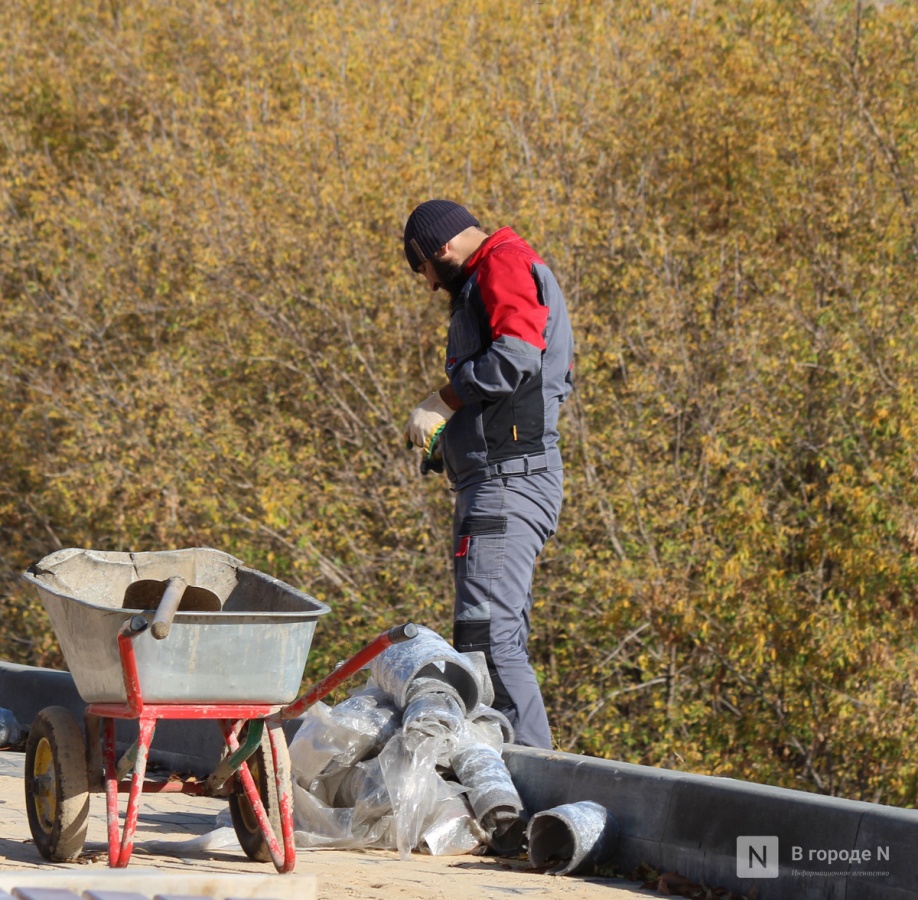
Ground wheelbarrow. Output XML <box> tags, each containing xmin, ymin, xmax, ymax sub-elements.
<box><xmin>21</xmin><ymin>547</ymin><xmax>417</xmax><ymax>873</ymax></box>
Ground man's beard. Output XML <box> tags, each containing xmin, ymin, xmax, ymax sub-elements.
<box><xmin>430</xmin><ymin>256</ymin><xmax>468</xmax><ymax>310</ymax></box>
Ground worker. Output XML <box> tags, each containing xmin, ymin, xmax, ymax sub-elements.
<box><xmin>403</xmin><ymin>200</ymin><xmax>574</xmax><ymax>749</ymax></box>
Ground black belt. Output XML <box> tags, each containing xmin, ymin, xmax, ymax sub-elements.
<box><xmin>485</xmin><ymin>449</ymin><xmax>561</xmax><ymax>479</ymax></box>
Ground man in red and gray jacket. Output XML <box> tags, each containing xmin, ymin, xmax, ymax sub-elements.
<box><xmin>403</xmin><ymin>200</ymin><xmax>574</xmax><ymax>749</ymax></box>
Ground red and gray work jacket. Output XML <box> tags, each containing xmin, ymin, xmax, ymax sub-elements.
<box><xmin>441</xmin><ymin>227</ymin><xmax>575</xmax><ymax>490</ymax></box>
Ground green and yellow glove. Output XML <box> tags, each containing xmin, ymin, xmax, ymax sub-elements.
<box><xmin>405</xmin><ymin>391</ymin><xmax>453</xmax><ymax>475</ymax></box>
<box><xmin>419</xmin><ymin>424</ymin><xmax>445</xmax><ymax>475</ymax></box>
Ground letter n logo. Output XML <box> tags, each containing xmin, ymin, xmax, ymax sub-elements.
<box><xmin>737</xmin><ymin>836</ymin><xmax>780</xmax><ymax>878</ymax></box>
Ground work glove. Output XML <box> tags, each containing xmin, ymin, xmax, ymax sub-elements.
<box><xmin>405</xmin><ymin>390</ymin><xmax>454</xmax><ymax>457</ymax></box>
<box><xmin>420</xmin><ymin>425</ymin><xmax>445</xmax><ymax>475</ymax></box>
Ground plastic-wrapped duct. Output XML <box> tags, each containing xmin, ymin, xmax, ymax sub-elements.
<box><xmin>292</xmin><ymin>781</ymin><xmax>395</xmax><ymax>850</ymax></box>
<box><xmin>420</xmin><ymin>792</ymin><xmax>484</xmax><ymax>856</ymax></box>
<box><xmin>288</xmin><ymin>686</ymin><xmax>399</xmax><ymax>788</ymax></box>
<box><xmin>450</xmin><ymin>742</ymin><xmax>526</xmax><ymax>855</ymax></box>
<box><xmin>404</xmin><ymin>676</ymin><xmax>466</xmax><ymax>710</ymax></box>
<box><xmin>379</xmin><ymin>732</ymin><xmax>463</xmax><ymax>859</ymax></box>
<box><xmin>288</xmin><ymin>702</ymin><xmax>347</xmax><ymax>786</ymax></box>
<box><xmin>344</xmin><ymin>757</ymin><xmax>392</xmax><ymax>825</ymax></box>
<box><xmin>526</xmin><ymin>801</ymin><xmax>620</xmax><ymax>876</ymax></box>
<box><xmin>370</xmin><ymin>625</ymin><xmax>481</xmax><ymax>714</ymax></box>
<box><xmin>324</xmin><ymin>685</ymin><xmax>401</xmax><ymax>767</ymax></box>
<box><xmin>292</xmin><ymin>752</ymin><xmax>396</xmax><ymax>850</ymax></box>
<box><xmin>288</xmin><ymin>625</ymin><xmax>527</xmax><ymax>859</ymax></box>
<box><xmin>402</xmin><ymin>691</ymin><xmax>465</xmax><ymax>763</ymax></box>
<box><xmin>403</xmin><ymin>692</ymin><xmax>466</xmax><ymax>741</ymax></box>
<box><xmin>465</xmin><ymin>704</ymin><xmax>515</xmax><ymax>747</ymax></box>
<box><xmin>334</xmin><ymin>760</ymin><xmax>371</xmax><ymax>809</ymax></box>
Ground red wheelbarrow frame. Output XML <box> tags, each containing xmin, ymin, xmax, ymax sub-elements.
<box><xmin>84</xmin><ymin>614</ymin><xmax>417</xmax><ymax>872</ymax></box>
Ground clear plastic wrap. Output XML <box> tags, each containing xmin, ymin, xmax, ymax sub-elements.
<box><xmin>287</xmin><ymin>685</ymin><xmax>399</xmax><ymax>789</ymax></box>
<box><xmin>464</xmin><ymin>704</ymin><xmax>515</xmax><ymax>748</ymax></box>
<box><xmin>420</xmin><ymin>792</ymin><xmax>485</xmax><ymax>856</ymax></box>
<box><xmin>292</xmin><ymin>780</ymin><xmax>396</xmax><ymax>850</ymax></box>
<box><xmin>402</xmin><ymin>691</ymin><xmax>465</xmax><ymax>764</ymax></box>
<box><xmin>377</xmin><ymin>733</ymin><xmax>436</xmax><ymax>858</ymax></box>
<box><xmin>289</xmin><ymin>626</ymin><xmax>523</xmax><ymax>860</ymax></box>
<box><xmin>350</xmin><ymin>757</ymin><xmax>393</xmax><ymax>827</ymax></box>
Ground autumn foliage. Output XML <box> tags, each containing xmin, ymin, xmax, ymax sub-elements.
<box><xmin>1</xmin><ymin>0</ymin><xmax>916</xmax><ymax>805</ymax></box>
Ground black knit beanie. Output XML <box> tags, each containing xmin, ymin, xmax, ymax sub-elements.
<box><xmin>403</xmin><ymin>200</ymin><xmax>480</xmax><ymax>272</ymax></box>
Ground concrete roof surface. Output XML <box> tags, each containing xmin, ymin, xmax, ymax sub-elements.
<box><xmin>0</xmin><ymin>749</ymin><xmax>646</xmax><ymax>900</ymax></box>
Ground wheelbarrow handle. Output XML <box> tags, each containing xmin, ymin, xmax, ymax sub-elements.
<box><xmin>280</xmin><ymin>622</ymin><xmax>418</xmax><ymax>720</ymax></box>
<box><xmin>386</xmin><ymin>622</ymin><xmax>419</xmax><ymax>644</ymax></box>
<box><xmin>151</xmin><ymin>576</ymin><xmax>186</xmax><ymax>640</ymax></box>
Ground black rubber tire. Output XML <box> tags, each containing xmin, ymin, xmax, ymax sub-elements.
<box><xmin>228</xmin><ymin>723</ymin><xmax>291</xmax><ymax>862</ymax></box>
<box><xmin>24</xmin><ymin>706</ymin><xmax>90</xmax><ymax>861</ymax></box>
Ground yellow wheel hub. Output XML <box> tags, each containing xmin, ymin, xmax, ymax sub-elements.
<box><xmin>32</xmin><ymin>736</ymin><xmax>57</xmax><ymax>835</ymax></box>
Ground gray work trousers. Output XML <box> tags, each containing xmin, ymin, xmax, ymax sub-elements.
<box><xmin>451</xmin><ymin>469</ymin><xmax>563</xmax><ymax>749</ymax></box>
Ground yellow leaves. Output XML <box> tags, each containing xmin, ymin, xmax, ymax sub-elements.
<box><xmin>722</xmin><ymin>555</ymin><xmax>744</xmax><ymax>583</ymax></box>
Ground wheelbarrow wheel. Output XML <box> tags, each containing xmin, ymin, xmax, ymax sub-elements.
<box><xmin>24</xmin><ymin>706</ymin><xmax>90</xmax><ymax>861</ymax></box>
<box><xmin>228</xmin><ymin>723</ymin><xmax>291</xmax><ymax>863</ymax></box>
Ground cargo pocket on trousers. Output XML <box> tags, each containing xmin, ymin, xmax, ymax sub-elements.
<box><xmin>455</xmin><ymin>515</ymin><xmax>507</xmax><ymax>579</ymax></box>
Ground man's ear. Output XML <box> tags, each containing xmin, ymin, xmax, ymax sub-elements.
<box><xmin>435</xmin><ymin>241</ymin><xmax>464</xmax><ymax>265</ymax></box>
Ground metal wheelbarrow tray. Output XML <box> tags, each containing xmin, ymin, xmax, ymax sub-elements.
<box><xmin>24</xmin><ymin>547</ymin><xmax>328</xmax><ymax>705</ymax></box>
<box><xmin>21</xmin><ymin>547</ymin><xmax>416</xmax><ymax>873</ymax></box>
